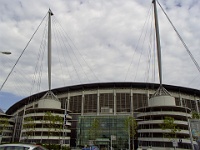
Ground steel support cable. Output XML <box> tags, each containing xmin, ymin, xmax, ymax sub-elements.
<box><xmin>0</xmin><ymin>12</ymin><xmax>48</xmax><ymax>92</ymax></box>
<box><xmin>52</xmin><ymin>17</ymin><xmax>83</xmax><ymax>84</ymax></box>
<box><xmin>11</xmin><ymin>71</ymin><xmax>29</xmax><ymax>96</ymax></box>
<box><xmin>51</xmin><ymin>19</ymin><xmax>68</xmax><ymax>86</ymax></box>
<box><xmin>145</xmin><ymin>34</ymin><xmax>152</xmax><ymax>83</ymax></box>
<box><xmin>35</xmin><ymin>30</ymin><xmax>47</xmax><ymax>93</ymax></box>
<box><xmin>30</xmin><ymin>19</ymin><xmax>48</xmax><ymax>96</ymax></box>
<box><xmin>157</xmin><ymin>1</ymin><xmax>200</xmax><ymax>74</ymax></box>
<box><xmin>37</xmin><ymin>38</ymin><xmax>46</xmax><ymax>92</ymax></box>
<box><xmin>51</xmin><ymin>18</ymin><xmax>75</xmax><ymax>85</ymax></box>
<box><xmin>37</xmin><ymin>21</ymin><xmax>48</xmax><ymax>93</ymax></box>
<box><xmin>134</xmin><ymin>7</ymin><xmax>153</xmax><ymax>82</ymax></box>
<box><xmin>2</xmin><ymin>57</ymin><xmax>32</xmax><ymax>96</ymax></box>
<box><xmin>133</xmin><ymin>30</ymin><xmax>147</xmax><ymax>82</ymax></box>
<box><xmin>145</xmin><ymin>11</ymin><xmax>152</xmax><ymax>82</ymax></box>
<box><xmin>145</xmin><ymin>12</ymin><xmax>154</xmax><ymax>83</ymax></box>
<box><xmin>4</xmin><ymin>39</ymin><xmax>46</xmax><ymax>97</ymax></box>
<box><xmin>54</xmin><ymin>17</ymin><xmax>100</xmax><ymax>82</ymax></box>
<box><xmin>51</xmin><ymin>17</ymin><xmax>82</xmax><ymax>84</ymax></box>
<box><xmin>124</xmin><ymin>4</ymin><xmax>153</xmax><ymax>81</ymax></box>
<box><xmin>57</xmin><ymin>19</ymin><xmax>95</xmax><ymax>81</ymax></box>
<box><xmin>145</xmin><ymin>9</ymin><xmax>154</xmax><ymax>83</ymax></box>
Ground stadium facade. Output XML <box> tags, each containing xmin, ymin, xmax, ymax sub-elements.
<box><xmin>1</xmin><ymin>2</ymin><xmax>199</xmax><ymax>150</ymax></box>
<box><xmin>1</xmin><ymin>82</ymin><xmax>200</xmax><ymax>149</ymax></box>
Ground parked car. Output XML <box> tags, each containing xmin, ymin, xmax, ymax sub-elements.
<box><xmin>82</xmin><ymin>146</ymin><xmax>99</xmax><ymax>150</ymax></box>
<box><xmin>0</xmin><ymin>143</ymin><xmax>48</xmax><ymax>150</ymax></box>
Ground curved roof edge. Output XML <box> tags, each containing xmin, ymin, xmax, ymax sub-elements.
<box><xmin>6</xmin><ymin>82</ymin><xmax>200</xmax><ymax>115</ymax></box>
<box><xmin>0</xmin><ymin>108</ymin><xmax>5</xmax><ymax>114</ymax></box>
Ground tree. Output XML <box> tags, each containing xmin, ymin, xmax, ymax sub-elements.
<box><xmin>160</xmin><ymin>116</ymin><xmax>181</xmax><ymax>140</ymax></box>
<box><xmin>0</xmin><ymin>117</ymin><xmax>9</xmax><ymax>144</ymax></box>
<box><xmin>192</xmin><ymin>111</ymin><xmax>200</xmax><ymax>119</ymax></box>
<box><xmin>44</xmin><ymin>111</ymin><xmax>64</xmax><ymax>146</ymax></box>
<box><xmin>124</xmin><ymin>116</ymin><xmax>137</xmax><ymax>150</ymax></box>
<box><xmin>54</xmin><ymin>115</ymin><xmax>64</xmax><ymax>140</ymax></box>
<box><xmin>44</xmin><ymin>111</ymin><xmax>56</xmax><ymax>140</ymax></box>
<box><xmin>88</xmin><ymin>118</ymin><xmax>100</xmax><ymax>144</ymax></box>
<box><xmin>23</xmin><ymin>116</ymin><xmax>36</xmax><ymax>142</ymax></box>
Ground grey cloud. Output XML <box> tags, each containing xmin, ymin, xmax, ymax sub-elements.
<box><xmin>0</xmin><ymin>0</ymin><xmax>200</xmax><ymax>110</ymax></box>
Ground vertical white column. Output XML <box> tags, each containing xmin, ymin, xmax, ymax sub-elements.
<box><xmin>12</xmin><ymin>112</ymin><xmax>18</xmax><ymax>142</ymax></box>
<box><xmin>147</xmin><ymin>90</ymin><xmax>150</xmax><ymax>103</ymax></box>
<box><xmin>67</xmin><ymin>93</ymin><xmax>70</xmax><ymax>111</ymax></box>
<box><xmin>19</xmin><ymin>105</ymin><xmax>26</xmax><ymax>142</ymax></box>
<box><xmin>81</xmin><ymin>91</ymin><xmax>84</xmax><ymax>116</ymax></box>
<box><xmin>195</xmin><ymin>97</ymin><xmax>199</xmax><ymax>113</ymax></box>
<box><xmin>147</xmin><ymin>90</ymin><xmax>152</xmax><ymax>107</ymax></box>
<box><xmin>130</xmin><ymin>88</ymin><xmax>133</xmax><ymax>115</ymax></box>
<box><xmin>179</xmin><ymin>93</ymin><xmax>183</xmax><ymax>106</ymax></box>
<box><xmin>114</xmin><ymin>89</ymin><xmax>116</xmax><ymax>115</ymax></box>
<box><xmin>97</xmin><ymin>89</ymin><xmax>100</xmax><ymax>116</ymax></box>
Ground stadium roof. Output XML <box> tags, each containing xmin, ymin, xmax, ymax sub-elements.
<box><xmin>6</xmin><ymin>82</ymin><xmax>200</xmax><ymax>115</ymax></box>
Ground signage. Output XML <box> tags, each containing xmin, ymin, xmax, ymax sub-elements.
<box><xmin>111</xmin><ymin>135</ymin><xmax>116</xmax><ymax>140</ymax></box>
<box><xmin>172</xmin><ymin>140</ymin><xmax>178</xmax><ymax>147</ymax></box>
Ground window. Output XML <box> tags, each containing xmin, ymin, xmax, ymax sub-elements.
<box><xmin>70</xmin><ymin>95</ymin><xmax>82</xmax><ymax>113</ymax></box>
<box><xmin>133</xmin><ymin>93</ymin><xmax>147</xmax><ymax>110</ymax></box>
<box><xmin>84</xmin><ymin>94</ymin><xmax>97</xmax><ymax>113</ymax></box>
<box><xmin>99</xmin><ymin>93</ymin><xmax>114</xmax><ymax>113</ymax></box>
<box><xmin>116</xmin><ymin>93</ymin><xmax>131</xmax><ymax>112</ymax></box>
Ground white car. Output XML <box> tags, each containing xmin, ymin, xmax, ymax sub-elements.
<box><xmin>0</xmin><ymin>143</ymin><xmax>48</xmax><ymax>150</ymax></box>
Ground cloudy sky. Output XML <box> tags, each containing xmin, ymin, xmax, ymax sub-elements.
<box><xmin>0</xmin><ymin>0</ymin><xmax>200</xmax><ymax>111</ymax></box>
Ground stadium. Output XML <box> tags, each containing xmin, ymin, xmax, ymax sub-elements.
<box><xmin>1</xmin><ymin>1</ymin><xmax>200</xmax><ymax>150</ymax></box>
<box><xmin>1</xmin><ymin>82</ymin><xmax>199</xmax><ymax>149</ymax></box>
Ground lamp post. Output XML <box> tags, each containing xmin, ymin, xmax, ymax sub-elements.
<box><xmin>0</xmin><ymin>51</ymin><xmax>11</xmax><ymax>92</ymax></box>
<box><xmin>0</xmin><ymin>51</ymin><xmax>11</xmax><ymax>55</ymax></box>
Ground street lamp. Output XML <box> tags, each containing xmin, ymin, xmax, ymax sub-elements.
<box><xmin>0</xmin><ymin>50</ymin><xmax>11</xmax><ymax>86</ymax></box>
<box><xmin>0</xmin><ymin>51</ymin><xmax>11</xmax><ymax>55</ymax></box>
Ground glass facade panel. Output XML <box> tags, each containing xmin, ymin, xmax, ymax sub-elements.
<box><xmin>70</xmin><ymin>95</ymin><xmax>82</xmax><ymax>113</ymax></box>
<box><xmin>191</xmin><ymin>100</ymin><xmax>197</xmax><ymax>111</ymax></box>
<box><xmin>77</xmin><ymin>116</ymin><xmax>129</xmax><ymax>149</ymax></box>
<box><xmin>84</xmin><ymin>94</ymin><xmax>97</xmax><ymax>113</ymax></box>
<box><xmin>116</xmin><ymin>93</ymin><xmax>131</xmax><ymax>112</ymax></box>
<box><xmin>99</xmin><ymin>93</ymin><xmax>114</xmax><ymax>113</ymax></box>
<box><xmin>183</xmin><ymin>99</ymin><xmax>196</xmax><ymax>111</ymax></box>
<box><xmin>133</xmin><ymin>93</ymin><xmax>147</xmax><ymax>110</ymax></box>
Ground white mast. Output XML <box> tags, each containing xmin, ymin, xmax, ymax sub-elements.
<box><xmin>151</xmin><ymin>0</ymin><xmax>171</xmax><ymax>96</ymax></box>
<box><xmin>48</xmin><ymin>9</ymin><xmax>53</xmax><ymax>91</ymax></box>
<box><xmin>152</xmin><ymin>0</ymin><xmax>162</xmax><ymax>87</ymax></box>
<box><xmin>38</xmin><ymin>9</ymin><xmax>60</xmax><ymax>105</ymax></box>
